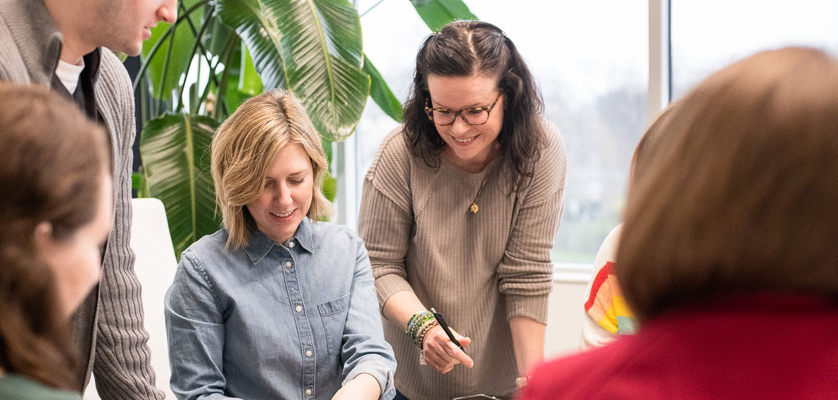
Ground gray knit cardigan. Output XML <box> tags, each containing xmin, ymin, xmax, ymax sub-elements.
<box><xmin>0</xmin><ymin>0</ymin><xmax>163</xmax><ymax>399</ymax></box>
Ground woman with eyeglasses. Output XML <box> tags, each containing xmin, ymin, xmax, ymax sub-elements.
<box><xmin>358</xmin><ymin>20</ymin><xmax>567</xmax><ymax>400</ymax></box>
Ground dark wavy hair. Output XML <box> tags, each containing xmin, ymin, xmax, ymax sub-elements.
<box><xmin>402</xmin><ymin>20</ymin><xmax>545</xmax><ymax>191</ymax></box>
<box><xmin>0</xmin><ymin>84</ymin><xmax>110</xmax><ymax>390</ymax></box>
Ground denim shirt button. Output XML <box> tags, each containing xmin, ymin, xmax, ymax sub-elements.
<box><xmin>305</xmin><ymin>388</ymin><xmax>312</xmax><ymax>396</ymax></box>
<box><xmin>285</xmin><ymin>261</ymin><xmax>292</xmax><ymax>268</ymax></box>
<box><xmin>305</xmin><ymin>349</ymin><xmax>312</xmax><ymax>357</ymax></box>
<box><xmin>289</xmin><ymin>241</ymin><xmax>295</xmax><ymax>248</ymax></box>
<box><xmin>295</xmin><ymin>305</ymin><xmax>302</xmax><ymax>313</ymax></box>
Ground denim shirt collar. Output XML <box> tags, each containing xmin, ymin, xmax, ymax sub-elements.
<box><xmin>244</xmin><ymin>217</ymin><xmax>315</xmax><ymax>264</ymax></box>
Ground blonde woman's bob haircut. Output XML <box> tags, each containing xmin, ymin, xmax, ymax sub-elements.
<box><xmin>211</xmin><ymin>89</ymin><xmax>332</xmax><ymax>250</ymax></box>
<box><xmin>618</xmin><ymin>47</ymin><xmax>838</xmax><ymax>323</ymax></box>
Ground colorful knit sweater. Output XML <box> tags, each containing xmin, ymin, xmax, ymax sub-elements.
<box><xmin>581</xmin><ymin>225</ymin><xmax>636</xmax><ymax>348</ymax></box>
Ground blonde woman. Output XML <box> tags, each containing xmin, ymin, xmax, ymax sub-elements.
<box><xmin>165</xmin><ymin>90</ymin><xmax>396</xmax><ymax>400</ymax></box>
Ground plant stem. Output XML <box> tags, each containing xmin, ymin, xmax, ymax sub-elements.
<box><xmin>176</xmin><ymin>4</ymin><xmax>215</xmax><ymax>112</ymax></box>
<box><xmin>131</xmin><ymin>0</ymin><xmax>211</xmax><ymax>93</ymax></box>
<box><xmin>176</xmin><ymin>1</ymin><xmax>222</xmax><ymax>89</ymax></box>
<box><xmin>155</xmin><ymin>21</ymin><xmax>179</xmax><ymax>115</ymax></box>
<box><xmin>206</xmin><ymin>34</ymin><xmax>237</xmax><ymax>118</ymax></box>
<box><xmin>360</xmin><ymin>0</ymin><xmax>387</xmax><ymax>17</ymax></box>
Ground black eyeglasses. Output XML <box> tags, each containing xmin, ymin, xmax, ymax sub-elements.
<box><xmin>424</xmin><ymin>92</ymin><xmax>503</xmax><ymax>126</ymax></box>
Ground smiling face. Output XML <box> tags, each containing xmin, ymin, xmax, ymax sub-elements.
<box><xmin>84</xmin><ymin>0</ymin><xmax>177</xmax><ymax>56</ymax></box>
<box><xmin>38</xmin><ymin>171</ymin><xmax>113</xmax><ymax>316</ymax></box>
<box><xmin>426</xmin><ymin>73</ymin><xmax>504</xmax><ymax>172</ymax></box>
<box><xmin>246</xmin><ymin>143</ymin><xmax>314</xmax><ymax>244</ymax></box>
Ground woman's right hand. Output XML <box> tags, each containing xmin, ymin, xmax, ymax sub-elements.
<box><xmin>422</xmin><ymin>325</ymin><xmax>474</xmax><ymax>374</ymax></box>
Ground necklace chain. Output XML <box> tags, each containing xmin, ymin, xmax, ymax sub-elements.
<box><xmin>469</xmin><ymin>164</ymin><xmax>498</xmax><ymax>214</ymax></box>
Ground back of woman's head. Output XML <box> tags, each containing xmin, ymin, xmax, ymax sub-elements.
<box><xmin>0</xmin><ymin>83</ymin><xmax>109</xmax><ymax>389</ymax></box>
<box><xmin>618</xmin><ymin>47</ymin><xmax>838</xmax><ymax>322</ymax></box>
<box><xmin>403</xmin><ymin>20</ymin><xmax>544</xmax><ymax>188</ymax></box>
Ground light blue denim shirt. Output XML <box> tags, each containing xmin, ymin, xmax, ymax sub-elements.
<box><xmin>164</xmin><ymin>218</ymin><xmax>396</xmax><ymax>400</ymax></box>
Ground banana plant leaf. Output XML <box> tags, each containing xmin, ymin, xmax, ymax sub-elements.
<box><xmin>364</xmin><ymin>55</ymin><xmax>403</xmax><ymax>122</ymax></box>
<box><xmin>140</xmin><ymin>113</ymin><xmax>221</xmax><ymax>259</ymax></box>
<box><xmin>239</xmin><ymin>43</ymin><xmax>263</xmax><ymax>96</ymax></box>
<box><xmin>410</xmin><ymin>0</ymin><xmax>477</xmax><ymax>32</ymax></box>
<box><xmin>208</xmin><ymin>12</ymin><xmax>237</xmax><ymax>57</ymax></box>
<box><xmin>216</xmin><ymin>0</ymin><xmax>370</xmax><ymax>142</ymax></box>
<box><xmin>322</xmin><ymin>172</ymin><xmax>337</xmax><ymax>203</ymax></box>
<box><xmin>210</xmin><ymin>41</ymin><xmax>256</xmax><ymax>118</ymax></box>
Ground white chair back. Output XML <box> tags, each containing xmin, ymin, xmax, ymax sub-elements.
<box><xmin>131</xmin><ymin>198</ymin><xmax>178</xmax><ymax>399</ymax></box>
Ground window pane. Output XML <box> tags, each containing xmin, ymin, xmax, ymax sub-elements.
<box><xmin>671</xmin><ymin>0</ymin><xmax>838</xmax><ymax>100</ymax></box>
<box><xmin>355</xmin><ymin>0</ymin><xmax>648</xmax><ymax>264</ymax></box>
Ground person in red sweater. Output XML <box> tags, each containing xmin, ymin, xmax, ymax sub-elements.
<box><xmin>519</xmin><ymin>46</ymin><xmax>838</xmax><ymax>400</ymax></box>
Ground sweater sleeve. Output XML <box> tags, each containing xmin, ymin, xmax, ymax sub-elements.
<box><xmin>496</xmin><ymin>122</ymin><xmax>567</xmax><ymax>323</ymax></box>
<box><xmin>92</xmin><ymin>51</ymin><xmax>164</xmax><ymax>400</ymax></box>
<box><xmin>358</xmin><ymin>130</ymin><xmax>415</xmax><ymax>308</ymax></box>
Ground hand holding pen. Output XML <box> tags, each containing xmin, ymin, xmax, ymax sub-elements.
<box><xmin>431</xmin><ymin>308</ymin><xmax>463</xmax><ymax>350</ymax></box>
<box><xmin>422</xmin><ymin>308</ymin><xmax>474</xmax><ymax>374</ymax></box>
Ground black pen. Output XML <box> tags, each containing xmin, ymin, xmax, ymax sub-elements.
<box><xmin>430</xmin><ymin>307</ymin><xmax>464</xmax><ymax>351</ymax></box>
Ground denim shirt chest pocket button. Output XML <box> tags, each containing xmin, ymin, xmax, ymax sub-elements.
<box><xmin>317</xmin><ymin>293</ymin><xmax>349</xmax><ymax>355</ymax></box>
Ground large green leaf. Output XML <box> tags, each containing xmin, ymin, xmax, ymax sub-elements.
<box><xmin>410</xmin><ymin>0</ymin><xmax>477</xmax><ymax>31</ymax></box>
<box><xmin>216</xmin><ymin>0</ymin><xmax>370</xmax><ymax>141</ymax></box>
<box><xmin>364</xmin><ymin>55</ymin><xmax>402</xmax><ymax>122</ymax></box>
<box><xmin>141</xmin><ymin>0</ymin><xmax>206</xmax><ymax>100</ymax></box>
<box><xmin>208</xmin><ymin>12</ymin><xmax>237</xmax><ymax>56</ymax></box>
<box><xmin>140</xmin><ymin>113</ymin><xmax>221</xmax><ymax>259</ymax></box>
<box><xmin>239</xmin><ymin>43</ymin><xmax>263</xmax><ymax>96</ymax></box>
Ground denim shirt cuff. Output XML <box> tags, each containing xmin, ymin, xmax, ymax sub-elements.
<box><xmin>343</xmin><ymin>361</ymin><xmax>396</xmax><ymax>400</ymax></box>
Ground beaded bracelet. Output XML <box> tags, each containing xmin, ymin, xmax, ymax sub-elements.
<box><xmin>415</xmin><ymin>319</ymin><xmax>439</xmax><ymax>350</ymax></box>
<box><xmin>405</xmin><ymin>311</ymin><xmax>435</xmax><ymax>341</ymax></box>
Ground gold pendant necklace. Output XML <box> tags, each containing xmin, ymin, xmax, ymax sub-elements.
<box><xmin>469</xmin><ymin>172</ymin><xmax>490</xmax><ymax>214</ymax></box>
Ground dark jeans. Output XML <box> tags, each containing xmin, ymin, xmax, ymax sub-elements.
<box><xmin>395</xmin><ymin>390</ymin><xmax>507</xmax><ymax>400</ymax></box>
<box><xmin>394</xmin><ymin>391</ymin><xmax>411</xmax><ymax>400</ymax></box>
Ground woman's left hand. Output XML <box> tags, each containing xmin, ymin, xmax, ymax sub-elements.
<box><xmin>331</xmin><ymin>373</ymin><xmax>381</xmax><ymax>400</ymax></box>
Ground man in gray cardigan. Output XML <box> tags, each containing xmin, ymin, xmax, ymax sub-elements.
<box><xmin>0</xmin><ymin>0</ymin><xmax>176</xmax><ymax>398</ymax></box>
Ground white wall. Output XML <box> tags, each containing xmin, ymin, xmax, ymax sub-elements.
<box><xmin>545</xmin><ymin>269</ymin><xmax>591</xmax><ymax>358</ymax></box>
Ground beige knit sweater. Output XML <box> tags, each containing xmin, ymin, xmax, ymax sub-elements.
<box><xmin>359</xmin><ymin>122</ymin><xmax>566</xmax><ymax>400</ymax></box>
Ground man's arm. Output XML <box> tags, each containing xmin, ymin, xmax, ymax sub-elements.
<box><xmin>91</xmin><ymin>51</ymin><xmax>164</xmax><ymax>400</ymax></box>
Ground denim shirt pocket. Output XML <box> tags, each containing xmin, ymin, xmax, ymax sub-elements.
<box><xmin>317</xmin><ymin>293</ymin><xmax>349</xmax><ymax>356</ymax></box>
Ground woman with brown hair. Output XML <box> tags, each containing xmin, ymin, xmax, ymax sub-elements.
<box><xmin>0</xmin><ymin>84</ymin><xmax>112</xmax><ymax>399</ymax></box>
<box><xmin>521</xmin><ymin>47</ymin><xmax>838</xmax><ymax>400</ymax></box>
<box><xmin>359</xmin><ymin>20</ymin><xmax>566</xmax><ymax>400</ymax></box>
